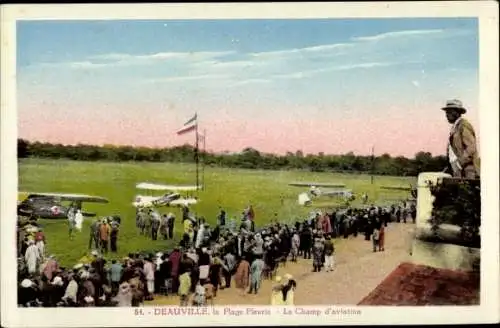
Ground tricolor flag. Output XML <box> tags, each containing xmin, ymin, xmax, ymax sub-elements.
<box><xmin>176</xmin><ymin>113</ymin><xmax>197</xmax><ymax>135</ymax></box>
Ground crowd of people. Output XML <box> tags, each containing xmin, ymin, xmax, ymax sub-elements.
<box><xmin>17</xmin><ymin>200</ymin><xmax>416</xmax><ymax>307</ymax></box>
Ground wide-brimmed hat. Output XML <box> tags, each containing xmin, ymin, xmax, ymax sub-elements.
<box><xmin>119</xmin><ymin>282</ymin><xmax>130</xmax><ymax>292</ymax></box>
<box><xmin>281</xmin><ymin>274</ymin><xmax>292</xmax><ymax>285</ymax></box>
<box><xmin>84</xmin><ymin>296</ymin><xmax>94</xmax><ymax>303</ymax></box>
<box><xmin>441</xmin><ymin>99</ymin><xmax>467</xmax><ymax>114</ymax></box>
<box><xmin>80</xmin><ymin>271</ymin><xmax>90</xmax><ymax>279</ymax></box>
<box><xmin>52</xmin><ymin>276</ymin><xmax>64</xmax><ymax>286</ymax></box>
<box><xmin>21</xmin><ymin>279</ymin><xmax>33</xmax><ymax>288</ymax></box>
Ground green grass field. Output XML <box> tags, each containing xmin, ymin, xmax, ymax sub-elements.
<box><xmin>18</xmin><ymin>158</ymin><xmax>415</xmax><ymax>266</ymax></box>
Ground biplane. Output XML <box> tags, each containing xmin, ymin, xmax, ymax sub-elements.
<box><xmin>17</xmin><ymin>192</ymin><xmax>109</xmax><ymax>219</ymax></box>
<box><xmin>380</xmin><ymin>184</ymin><xmax>417</xmax><ymax>199</ymax></box>
<box><xmin>133</xmin><ymin>182</ymin><xmax>200</xmax><ymax>208</ymax></box>
<box><xmin>289</xmin><ymin>182</ymin><xmax>353</xmax><ymax>206</ymax></box>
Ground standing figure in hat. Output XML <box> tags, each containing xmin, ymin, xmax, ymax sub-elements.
<box><xmin>234</xmin><ymin>256</ymin><xmax>250</xmax><ymax>295</ymax></box>
<box><xmin>270</xmin><ymin>276</ymin><xmax>285</xmax><ymax>305</ymax></box>
<box><xmin>159</xmin><ymin>214</ymin><xmax>169</xmax><ymax>240</ymax></box>
<box><xmin>99</xmin><ymin>218</ymin><xmax>110</xmax><ymax>253</ymax></box>
<box><xmin>442</xmin><ymin>99</ymin><xmax>480</xmax><ymax>179</ymax></box>
<box><xmin>75</xmin><ymin>209</ymin><xmax>84</xmax><ymax>232</ymax></box>
<box><xmin>110</xmin><ymin>218</ymin><xmax>120</xmax><ymax>252</ymax></box>
<box><xmin>24</xmin><ymin>239</ymin><xmax>40</xmax><ymax>275</ymax></box>
<box><xmin>312</xmin><ymin>236</ymin><xmax>324</xmax><ymax>272</ymax></box>
<box><xmin>113</xmin><ymin>282</ymin><xmax>133</xmax><ymax>307</ymax></box>
<box><xmin>282</xmin><ymin>273</ymin><xmax>297</xmax><ymax>306</ymax></box>
<box><xmin>67</xmin><ymin>207</ymin><xmax>76</xmax><ymax>239</ymax></box>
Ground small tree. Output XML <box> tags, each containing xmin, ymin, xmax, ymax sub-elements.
<box><xmin>17</xmin><ymin>138</ymin><xmax>29</xmax><ymax>158</ymax></box>
<box><xmin>428</xmin><ymin>178</ymin><xmax>481</xmax><ymax>248</ymax></box>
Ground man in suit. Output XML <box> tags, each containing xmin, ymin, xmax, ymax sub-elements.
<box><xmin>442</xmin><ymin>99</ymin><xmax>480</xmax><ymax>179</ymax></box>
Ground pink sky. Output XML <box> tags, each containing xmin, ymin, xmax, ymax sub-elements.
<box><xmin>16</xmin><ymin>19</ymin><xmax>480</xmax><ymax>159</ymax></box>
<box><xmin>18</xmin><ymin>103</ymin><xmax>480</xmax><ymax>158</ymax></box>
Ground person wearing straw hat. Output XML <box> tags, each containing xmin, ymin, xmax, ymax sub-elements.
<box><xmin>19</xmin><ymin>278</ymin><xmax>38</xmax><ymax>307</ymax></box>
<box><xmin>113</xmin><ymin>282</ymin><xmax>133</xmax><ymax>307</ymax></box>
<box><xmin>441</xmin><ymin>99</ymin><xmax>480</xmax><ymax>179</ymax></box>
<box><xmin>178</xmin><ymin>268</ymin><xmax>192</xmax><ymax>306</ymax></box>
<box><xmin>270</xmin><ymin>276</ymin><xmax>285</xmax><ymax>305</ymax></box>
<box><xmin>282</xmin><ymin>273</ymin><xmax>297</xmax><ymax>305</ymax></box>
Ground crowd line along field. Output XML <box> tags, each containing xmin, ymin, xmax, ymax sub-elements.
<box><xmin>17</xmin><ymin>158</ymin><xmax>414</xmax><ymax>266</ymax></box>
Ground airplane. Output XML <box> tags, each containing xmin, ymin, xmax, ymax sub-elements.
<box><xmin>289</xmin><ymin>182</ymin><xmax>347</xmax><ymax>196</ymax></box>
<box><xmin>297</xmin><ymin>189</ymin><xmax>354</xmax><ymax>206</ymax></box>
<box><xmin>380</xmin><ymin>184</ymin><xmax>417</xmax><ymax>199</ymax></box>
<box><xmin>289</xmin><ymin>182</ymin><xmax>353</xmax><ymax>206</ymax></box>
<box><xmin>17</xmin><ymin>192</ymin><xmax>109</xmax><ymax>219</ymax></box>
<box><xmin>133</xmin><ymin>182</ymin><xmax>200</xmax><ymax>208</ymax></box>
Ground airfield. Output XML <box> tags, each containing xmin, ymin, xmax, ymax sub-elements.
<box><xmin>18</xmin><ymin>158</ymin><xmax>415</xmax><ymax>266</ymax></box>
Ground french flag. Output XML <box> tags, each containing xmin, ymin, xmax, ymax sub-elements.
<box><xmin>176</xmin><ymin>113</ymin><xmax>197</xmax><ymax>135</ymax></box>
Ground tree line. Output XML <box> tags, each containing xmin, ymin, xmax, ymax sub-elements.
<box><xmin>17</xmin><ymin>139</ymin><xmax>448</xmax><ymax>176</ymax></box>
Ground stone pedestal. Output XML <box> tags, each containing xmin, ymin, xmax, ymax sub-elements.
<box><xmin>410</xmin><ymin>172</ymin><xmax>480</xmax><ymax>272</ymax></box>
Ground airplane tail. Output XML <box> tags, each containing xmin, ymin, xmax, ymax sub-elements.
<box><xmin>298</xmin><ymin>193</ymin><xmax>311</xmax><ymax>206</ymax></box>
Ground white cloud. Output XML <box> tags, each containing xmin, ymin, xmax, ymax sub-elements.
<box><xmin>38</xmin><ymin>50</ymin><xmax>236</xmax><ymax>70</ymax></box>
<box><xmin>38</xmin><ymin>61</ymin><xmax>110</xmax><ymax>69</ymax></box>
<box><xmin>144</xmin><ymin>74</ymin><xmax>230</xmax><ymax>83</ymax></box>
<box><xmin>352</xmin><ymin>29</ymin><xmax>445</xmax><ymax>42</ymax></box>
<box><xmin>273</xmin><ymin>61</ymin><xmax>400</xmax><ymax>79</ymax></box>
<box><xmin>228</xmin><ymin>79</ymin><xmax>271</xmax><ymax>87</ymax></box>
<box><xmin>193</xmin><ymin>59</ymin><xmax>264</xmax><ymax>69</ymax></box>
<box><xmin>249</xmin><ymin>42</ymin><xmax>353</xmax><ymax>59</ymax></box>
<box><xmin>333</xmin><ymin>62</ymin><xmax>398</xmax><ymax>70</ymax></box>
<box><xmin>245</xmin><ymin>28</ymin><xmax>464</xmax><ymax>61</ymax></box>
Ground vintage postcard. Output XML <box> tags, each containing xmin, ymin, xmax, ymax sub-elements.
<box><xmin>1</xmin><ymin>2</ymin><xmax>499</xmax><ymax>327</ymax></box>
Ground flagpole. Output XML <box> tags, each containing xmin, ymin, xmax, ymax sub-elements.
<box><xmin>195</xmin><ymin>113</ymin><xmax>199</xmax><ymax>191</ymax></box>
<box><xmin>202</xmin><ymin>129</ymin><xmax>206</xmax><ymax>191</ymax></box>
<box><xmin>371</xmin><ymin>145</ymin><xmax>375</xmax><ymax>185</ymax></box>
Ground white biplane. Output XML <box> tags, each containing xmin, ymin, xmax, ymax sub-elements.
<box><xmin>380</xmin><ymin>184</ymin><xmax>417</xmax><ymax>199</ymax></box>
<box><xmin>132</xmin><ymin>182</ymin><xmax>200</xmax><ymax>208</ymax></box>
<box><xmin>289</xmin><ymin>182</ymin><xmax>353</xmax><ymax>206</ymax></box>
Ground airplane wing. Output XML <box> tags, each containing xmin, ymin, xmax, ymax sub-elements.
<box><xmin>380</xmin><ymin>186</ymin><xmax>412</xmax><ymax>191</ymax></box>
<box><xmin>169</xmin><ymin>198</ymin><xmax>198</xmax><ymax>206</ymax></box>
<box><xmin>165</xmin><ymin>186</ymin><xmax>201</xmax><ymax>192</ymax></box>
<box><xmin>136</xmin><ymin>182</ymin><xmax>201</xmax><ymax>191</ymax></box>
<box><xmin>24</xmin><ymin>192</ymin><xmax>109</xmax><ymax>203</ymax></box>
<box><xmin>289</xmin><ymin>182</ymin><xmax>346</xmax><ymax>188</ymax></box>
<box><xmin>322</xmin><ymin>189</ymin><xmax>352</xmax><ymax>196</ymax></box>
<box><xmin>136</xmin><ymin>182</ymin><xmax>174</xmax><ymax>191</ymax></box>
